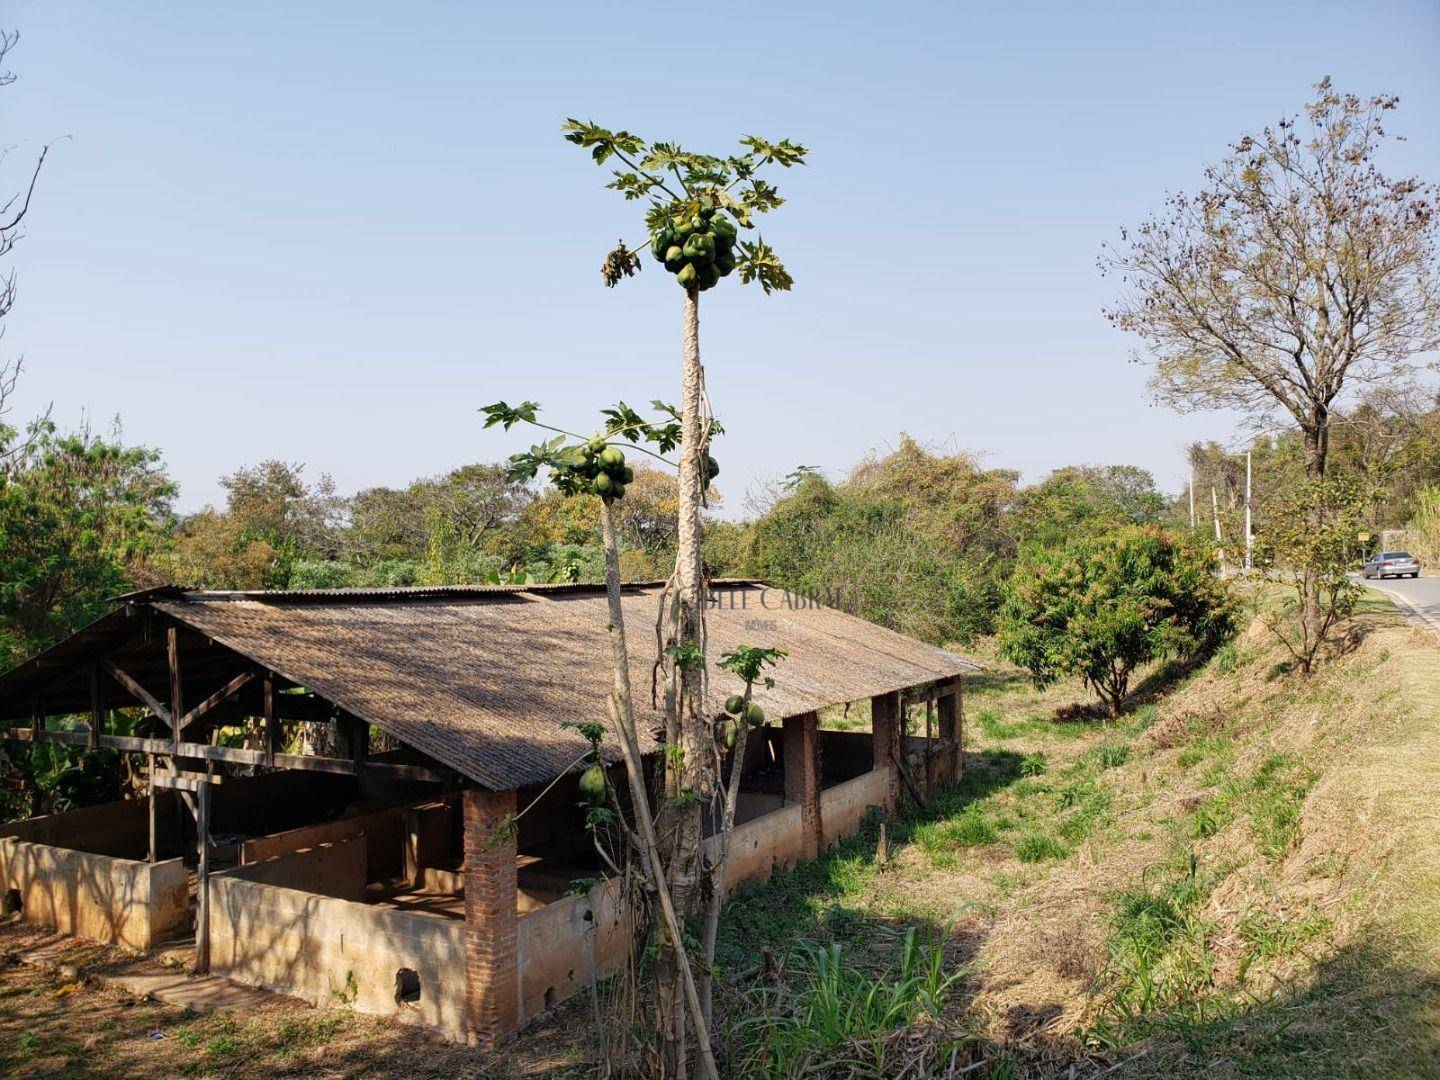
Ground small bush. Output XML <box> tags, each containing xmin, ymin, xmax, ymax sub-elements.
<box><xmin>1020</xmin><ymin>752</ymin><xmax>1047</xmax><ymax>777</ymax></box>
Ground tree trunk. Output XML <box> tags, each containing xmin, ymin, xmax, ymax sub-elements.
<box><xmin>1301</xmin><ymin>412</ymin><xmax>1330</xmax><ymax>655</ymax></box>
<box><xmin>598</xmin><ymin>503</ymin><xmax>717</xmax><ymax>1080</ymax></box>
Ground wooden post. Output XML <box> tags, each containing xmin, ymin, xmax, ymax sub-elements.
<box><xmin>167</xmin><ymin>626</ymin><xmax>183</xmax><ymax>753</ymax></box>
<box><xmin>195</xmin><ymin>778</ymin><xmax>211</xmax><ymax>974</ymax></box>
<box><xmin>147</xmin><ymin>753</ymin><xmax>158</xmax><ymax>863</ymax></box>
<box><xmin>262</xmin><ymin>674</ymin><xmax>276</xmax><ymax>768</ymax></box>
<box><xmin>88</xmin><ymin>665</ymin><xmax>103</xmax><ymax>749</ymax></box>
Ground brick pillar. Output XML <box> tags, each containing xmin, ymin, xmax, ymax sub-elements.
<box><xmin>936</xmin><ymin>677</ymin><xmax>963</xmax><ymax>783</ymax></box>
<box><xmin>463</xmin><ymin>787</ymin><xmax>518</xmax><ymax>1044</ymax></box>
<box><xmin>871</xmin><ymin>690</ymin><xmax>901</xmax><ymax>810</ymax></box>
<box><xmin>783</xmin><ymin>711</ymin><xmax>823</xmax><ymax>859</ymax></box>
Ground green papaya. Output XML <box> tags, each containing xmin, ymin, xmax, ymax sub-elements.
<box><xmin>682</xmin><ymin>233</ymin><xmax>715</xmax><ymax>261</ymax></box>
<box><xmin>676</xmin><ymin>262</ymin><xmax>698</xmax><ymax>288</ymax></box>
<box><xmin>611</xmin><ymin>481</ymin><xmax>626</xmax><ymax>500</ymax></box>
<box><xmin>714</xmin><ymin>249</ymin><xmax>736</xmax><ymax>277</ymax></box>
<box><xmin>578</xmin><ymin>763</ymin><xmax>606</xmax><ymax>803</ymax></box>
<box><xmin>724</xmin><ymin>693</ymin><xmax>746</xmax><ymax>715</ymax></box>
<box><xmin>600</xmin><ymin>447</ymin><xmax>625</xmax><ymax>469</ymax></box>
<box><xmin>695</xmin><ymin>262</ymin><xmax>719</xmax><ymax>290</ymax></box>
<box><xmin>594</xmin><ymin>472</ymin><xmax>615</xmax><ymax>495</ymax></box>
<box><xmin>712</xmin><ymin>214</ymin><xmax>737</xmax><ymax>240</ymax></box>
<box><xmin>707</xmin><ymin>455</ymin><xmax>720</xmax><ymax>480</ymax></box>
<box><xmin>588</xmin><ymin>436</ymin><xmax>606</xmax><ymax>454</ymax></box>
<box><xmin>720</xmin><ymin>720</ymin><xmax>738</xmax><ymax>750</ymax></box>
<box><xmin>651</xmin><ymin>234</ymin><xmax>669</xmax><ymax>262</ymax></box>
<box><xmin>620</xmin><ymin>465</ymin><xmax>634</xmax><ymax>484</ymax></box>
<box><xmin>664</xmin><ymin>245</ymin><xmax>685</xmax><ymax>272</ymax></box>
<box><xmin>745</xmin><ymin>702</ymin><xmax>765</xmax><ymax>727</ymax></box>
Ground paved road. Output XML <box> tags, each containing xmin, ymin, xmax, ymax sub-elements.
<box><xmin>1358</xmin><ymin>570</ymin><xmax>1440</xmax><ymax>637</ymax></box>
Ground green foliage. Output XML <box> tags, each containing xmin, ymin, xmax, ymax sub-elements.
<box><xmin>0</xmin><ymin>420</ymin><xmax>174</xmax><ymax>667</ymax></box>
<box><xmin>1253</xmin><ymin>476</ymin><xmax>1369</xmax><ymax>673</ymax></box>
<box><xmin>1014</xmin><ymin>833</ymin><xmax>1066</xmax><ymax>862</ymax></box>
<box><xmin>998</xmin><ymin>526</ymin><xmax>1238</xmax><ymax>715</ymax></box>
<box><xmin>735</xmin><ymin>927</ymin><xmax>961</xmax><ymax>1077</ymax></box>
<box><xmin>561</xmin><ymin>119</ymin><xmax>806</xmax><ymax>294</ymax></box>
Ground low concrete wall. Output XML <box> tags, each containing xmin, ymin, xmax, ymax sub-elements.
<box><xmin>237</xmin><ymin>798</ymin><xmax>438</xmax><ymax>879</ymax></box>
<box><xmin>225</xmin><ymin>835</ymin><xmax>368</xmax><ymax>902</ymax></box>
<box><xmin>210</xmin><ymin>846</ymin><xmax>465</xmax><ymax>1036</ymax></box>
<box><xmin>0</xmin><ymin>796</ymin><xmax>174</xmax><ymax>860</ymax></box>
<box><xmin>820</xmin><ymin>768</ymin><xmax>890</xmax><ymax>848</ymax></box>
<box><xmin>0</xmin><ymin>836</ymin><xmax>187</xmax><ymax>950</ymax></box>
<box><xmin>516</xmin><ymin>876</ymin><xmax>630</xmax><ymax>1022</ymax></box>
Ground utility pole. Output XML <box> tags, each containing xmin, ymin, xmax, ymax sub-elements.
<box><xmin>1212</xmin><ymin>486</ymin><xmax>1224</xmax><ymax>574</ymax></box>
<box><xmin>1244</xmin><ymin>450</ymin><xmax>1253</xmax><ymax>572</ymax></box>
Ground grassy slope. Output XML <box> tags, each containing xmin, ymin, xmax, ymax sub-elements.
<box><xmin>716</xmin><ymin>597</ymin><xmax>1440</xmax><ymax>1077</ymax></box>
<box><xmin>0</xmin><ymin>600</ymin><xmax>1435</xmax><ymax>1078</ymax></box>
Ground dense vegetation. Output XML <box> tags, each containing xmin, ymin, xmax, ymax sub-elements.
<box><xmin>5</xmin><ymin>392</ymin><xmax>1440</xmax><ymax>675</ymax></box>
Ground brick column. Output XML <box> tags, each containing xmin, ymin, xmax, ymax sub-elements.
<box><xmin>463</xmin><ymin>787</ymin><xmax>518</xmax><ymax>1044</ymax></box>
<box><xmin>783</xmin><ymin>711</ymin><xmax>823</xmax><ymax>859</ymax></box>
<box><xmin>871</xmin><ymin>690</ymin><xmax>901</xmax><ymax>810</ymax></box>
<box><xmin>936</xmin><ymin>677</ymin><xmax>963</xmax><ymax>783</ymax></box>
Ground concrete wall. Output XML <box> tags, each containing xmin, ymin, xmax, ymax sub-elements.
<box><xmin>210</xmin><ymin>842</ymin><xmax>466</xmax><ymax>1036</ymax></box>
<box><xmin>0</xmin><ymin>796</ymin><xmax>174</xmax><ymax>860</ymax></box>
<box><xmin>820</xmin><ymin>768</ymin><xmax>891</xmax><ymax>848</ymax></box>
<box><xmin>225</xmin><ymin>835</ymin><xmax>369</xmax><ymax>902</ymax></box>
<box><xmin>516</xmin><ymin>876</ymin><xmax>629</xmax><ymax>1023</ymax></box>
<box><xmin>0</xmin><ymin>836</ymin><xmax>187</xmax><ymax>950</ymax></box>
<box><xmin>237</xmin><ymin>800</ymin><xmax>419</xmax><ymax>879</ymax></box>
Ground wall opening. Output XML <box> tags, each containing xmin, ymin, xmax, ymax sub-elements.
<box><xmin>3</xmin><ymin>888</ymin><xmax>19</xmax><ymax>914</ymax></box>
<box><xmin>394</xmin><ymin>967</ymin><xmax>422</xmax><ymax>1005</ymax></box>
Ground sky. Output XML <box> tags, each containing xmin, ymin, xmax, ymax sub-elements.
<box><xmin>3</xmin><ymin>1</ymin><xmax>1439</xmax><ymax>517</ymax></box>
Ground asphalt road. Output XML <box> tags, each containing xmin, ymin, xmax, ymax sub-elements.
<box><xmin>1358</xmin><ymin>570</ymin><xmax>1440</xmax><ymax>637</ymax></box>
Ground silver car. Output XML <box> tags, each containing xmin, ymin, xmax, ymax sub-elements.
<box><xmin>1362</xmin><ymin>550</ymin><xmax>1421</xmax><ymax>579</ymax></box>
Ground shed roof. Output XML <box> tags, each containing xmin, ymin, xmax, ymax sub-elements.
<box><xmin>3</xmin><ymin>581</ymin><xmax>980</xmax><ymax>791</ymax></box>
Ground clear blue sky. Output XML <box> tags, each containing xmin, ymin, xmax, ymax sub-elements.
<box><xmin>4</xmin><ymin>1</ymin><xmax>1439</xmax><ymax>515</ymax></box>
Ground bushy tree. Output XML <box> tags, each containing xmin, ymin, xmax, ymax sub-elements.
<box><xmin>1253</xmin><ymin>477</ymin><xmax>1369</xmax><ymax>673</ymax></box>
<box><xmin>998</xmin><ymin>526</ymin><xmax>1237</xmax><ymax>715</ymax></box>
<box><xmin>0</xmin><ymin>420</ymin><xmax>173</xmax><ymax>666</ymax></box>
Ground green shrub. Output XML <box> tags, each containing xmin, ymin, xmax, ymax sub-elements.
<box><xmin>998</xmin><ymin>526</ymin><xmax>1238</xmax><ymax>716</ymax></box>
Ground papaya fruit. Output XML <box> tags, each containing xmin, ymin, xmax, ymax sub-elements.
<box><xmin>611</xmin><ymin>481</ymin><xmax>626</xmax><ymax>500</ymax></box>
<box><xmin>683</xmin><ymin>233</ymin><xmax>715</xmax><ymax>261</ymax></box>
<box><xmin>578</xmin><ymin>763</ymin><xmax>606</xmax><ymax>803</ymax></box>
<box><xmin>745</xmin><ymin>702</ymin><xmax>765</xmax><ymax>727</ymax></box>
<box><xmin>712</xmin><ymin>214</ymin><xmax>737</xmax><ymax>240</ymax></box>
<box><xmin>707</xmin><ymin>455</ymin><xmax>720</xmax><ymax>480</ymax></box>
<box><xmin>588</xmin><ymin>436</ymin><xmax>606</xmax><ymax>454</ymax></box>
<box><xmin>696</xmin><ymin>262</ymin><xmax>719</xmax><ymax>290</ymax></box>
<box><xmin>594</xmin><ymin>472</ymin><xmax>615</xmax><ymax>495</ymax></box>
<box><xmin>715</xmin><ymin>250</ymin><xmax>735</xmax><ymax>277</ymax></box>
<box><xmin>720</xmin><ymin>720</ymin><xmax>738</xmax><ymax>749</ymax></box>
<box><xmin>724</xmin><ymin>694</ymin><xmax>746</xmax><ymax>715</ymax></box>
<box><xmin>600</xmin><ymin>447</ymin><xmax>625</xmax><ymax>469</ymax></box>
<box><xmin>620</xmin><ymin>465</ymin><xmax>634</xmax><ymax>484</ymax></box>
<box><xmin>676</xmin><ymin>262</ymin><xmax>698</xmax><ymax>288</ymax></box>
<box><xmin>664</xmin><ymin>245</ymin><xmax>685</xmax><ymax>272</ymax></box>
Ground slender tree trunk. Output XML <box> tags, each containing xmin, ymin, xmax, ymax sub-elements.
<box><xmin>1301</xmin><ymin>413</ymin><xmax>1330</xmax><ymax>655</ymax></box>
<box><xmin>654</xmin><ymin>284</ymin><xmax>712</xmax><ymax>1077</ymax></box>
<box><xmin>699</xmin><ymin>685</ymin><xmax>753</xmax><ymax>1027</ymax></box>
<box><xmin>598</xmin><ymin>503</ymin><xmax>718</xmax><ymax>1080</ymax></box>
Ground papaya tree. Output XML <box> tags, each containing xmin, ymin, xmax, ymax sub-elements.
<box><xmin>483</xmin><ymin>122</ymin><xmax>805</xmax><ymax>1077</ymax></box>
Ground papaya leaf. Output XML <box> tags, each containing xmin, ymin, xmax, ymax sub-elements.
<box><xmin>480</xmin><ymin>400</ymin><xmax>539</xmax><ymax>430</ymax></box>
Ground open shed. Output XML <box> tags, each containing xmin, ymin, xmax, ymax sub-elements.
<box><xmin>0</xmin><ymin>580</ymin><xmax>978</xmax><ymax>1042</ymax></box>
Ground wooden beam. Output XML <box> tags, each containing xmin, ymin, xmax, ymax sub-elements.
<box><xmin>167</xmin><ymin>626</ymin><xmax>183</xmax><ymax>753</ymax></box>
<box><xmin>890</xmin><ymin>749</ymin><xmax>927</xmax><ymax>812</ymax></box>
<box><xmin>101</xmin><ymin>659</ymin><xmax>172</xmax><ymax>727</ymax></box>
<box><xmin>178</xmin><ymin>670</ymin><xmax>257</xmax><ymax>732</ymax></box>
<box><xmin>153</xmin><ymin>773</ymin><xmax>207</xmax><ymax>793</ymax></box>
<box><xmin>147</xmin><ymin>753</ymin><xmax>158</xmax><ymax>863</ymax></box>
<box><xmin>5</xmin><ymin>727</ymin><xmax>453</xmax><ymax>783</ymax></box>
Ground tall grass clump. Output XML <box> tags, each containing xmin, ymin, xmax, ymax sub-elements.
<box><xmin>736</xmin><ymin>927</ymin><xmax>963</xmax><ymax>1076</ymax></box>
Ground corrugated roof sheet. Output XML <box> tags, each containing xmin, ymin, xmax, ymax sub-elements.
<box><xmin>21</xmin><ymin>581</ymin><xmax>977</xmax><ymax>791</ymax></box>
